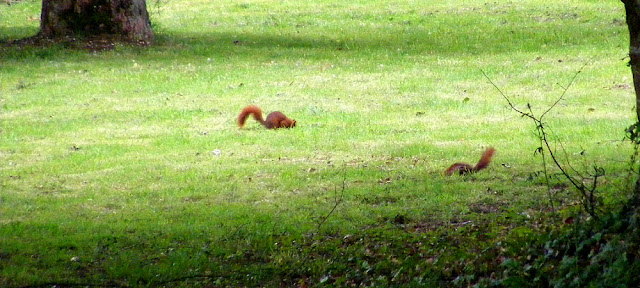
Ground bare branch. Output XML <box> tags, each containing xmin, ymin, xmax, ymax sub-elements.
<box><xmin>315</xmin><ymin>172</ymin><xmax>346</xmax><ymax>232</ymax></box>
<box><xmin>485</xmin><ymin>62</ymin><xmax>600</xmax><ymax>219</ymax></box>
<box><xmin>540</xmin><ymin>59</ymin><xmax>593</xmax><ymax>119</ymax></box>
<box><xmin>480</xmin><ymin>69</ymin><xmax>537</xmax><ymax>121</ymax></box>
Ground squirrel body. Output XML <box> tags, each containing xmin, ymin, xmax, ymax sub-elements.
<box><xmin>237</xmin><ymin>105</ymin><xmax>296</xmax><ymax>129</ymax></box>
<box><xmin>445</xmin><ymin>147</ymin><xmax>496</xmax><ymax>176</ymax></box>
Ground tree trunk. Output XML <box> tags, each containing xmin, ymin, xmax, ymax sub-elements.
<box><xmin>622</xmin><ymin>0</ymin><xmax>640</xmax><ymax>204</ymax></box>
<box><xmin>39</xmin><ymin>0</ymin><xmax>153</xmax><ymax>44</ymax></box>
<box><xmin>623</xmin><ymin>0</ymin><xmax>640</xmax><ymax>122</ymax></box>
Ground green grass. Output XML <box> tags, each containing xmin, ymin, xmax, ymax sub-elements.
<box><xmin>0</xmin><ymin>0</ymin><xmax>636</xmax><ymax>286</ymax></box>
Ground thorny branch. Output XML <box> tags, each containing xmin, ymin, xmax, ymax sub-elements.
<box><xmin>481</xmin><ymin>63</ymin><xmax>601</xmax><ymax>218</ymax></box>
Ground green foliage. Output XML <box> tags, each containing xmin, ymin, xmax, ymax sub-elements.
<box><xmin>477</xmin><ymin>207</ymin><xmax>640</xmax><ymax>288</ymax></box>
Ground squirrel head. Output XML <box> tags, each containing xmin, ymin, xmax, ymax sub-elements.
<box><xmin>280</xmin><ymin>119</ymin><xmax>296</xmax><ymax>128</ymax></box>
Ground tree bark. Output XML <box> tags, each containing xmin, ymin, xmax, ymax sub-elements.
<box><xmin>39</xmin><ymin>0</ymin><xmax>153</xmax><ymax>44</ymax></box>
<box><xmin>623</xmin><ymin>0</ymin><xmax>640</xmax><ymax>122</ymax></box>
<box><xmin>622</xmin><ymin>0</ymin><xmax>640</xmax><ymax>204</ymax></box>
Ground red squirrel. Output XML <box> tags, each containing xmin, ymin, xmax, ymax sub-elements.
<box><xmin>237</xmin><ymin>105</ymin><xmax>296</xmax><ymax>129</ymax></box>
<box><xmin>445</xmin><ymin>147</ymin><xmax>496</xmax><ymax>176</ymax></box>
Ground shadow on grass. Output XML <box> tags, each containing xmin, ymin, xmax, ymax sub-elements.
<box><xmin>0</xmin><ymin>25</ymin><xmax>38</xmax><ymax>42</ymax></box>
<box><xmin>0</xmin><ymin>16</ymin><xmax>605</xmax><ymax>63</ymax></box>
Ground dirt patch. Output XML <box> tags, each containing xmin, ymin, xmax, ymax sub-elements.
<box><xmin>468</xmin><ymin>201</ymin><xmax>506</xmax><ymax>214</ymax></box>
<box><xmin>405</xmin><ymin>218</ymin><xmax>474</xmax><ymax>234</ymax></box>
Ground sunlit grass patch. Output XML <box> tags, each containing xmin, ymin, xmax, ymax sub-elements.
<box><xmin>0</xmin><ymin>0</ymin><xmax>634</xmax><ymax>286</ymax></box>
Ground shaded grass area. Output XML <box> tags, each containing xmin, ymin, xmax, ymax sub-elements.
<box><xmin>0</xmin><ymin>0</ymin><xmax>636</xmax><ymax>286</ymax></box>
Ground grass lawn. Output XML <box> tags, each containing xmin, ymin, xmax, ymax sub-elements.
<box><xmin>0</xmin><ymin>0</ymin><xmax>635</xmax><ymax>286</ymax></box>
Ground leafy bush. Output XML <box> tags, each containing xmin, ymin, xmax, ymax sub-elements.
<box><xmin>476</xmin><ymin>205</ymin><xmax>640</xmax><ymax>288</ymax></box>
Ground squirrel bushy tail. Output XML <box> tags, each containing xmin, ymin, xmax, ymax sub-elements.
<box><xmin>237</xmin><ymin>105</ymin><xmax>296</xmax><ymax>129</ymax></box>
<box><xmin>473</xmin><ymin>147</ymin><xmax>496</xmax><ymax>171</ymax></box>
<box><xmin>238</xmin><ymin>105</ymin><xmax>265</xmax><ymax>128</ymax></box>
<box><xmin>445</xmin><ymin>147</ymin><xmax>496</xmax><ymax>176</ymax></box>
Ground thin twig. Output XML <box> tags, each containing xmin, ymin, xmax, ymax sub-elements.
<box><xmin>553</xmin><ymin>129</ymin><xmax>585</xmax><ymax>179</ymax></box>
<box><xmin>483</xmin><ymin>62</ymin><xmax>600</xmax><ymax>219</ymax></box>
<box><xmin>540</xmin><ymin>58</ymin><xmax>594</xmax><ymax>119</ymax></box>
<box><xmin>316</xmin><ymin>171</ymin><xmax>346</xmax><ymax>232</ymax></box>
<box><xmin>480</xmin><ymin>69</ymin><xmax>536</xmax><ymax>121</ymax></box>
<box><xmin>538</xmin><ymin>136</ymin><xmax>556</xmax><ymax>212</ymax></box>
